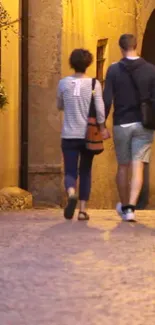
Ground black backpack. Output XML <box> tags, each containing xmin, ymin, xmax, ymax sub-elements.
<box><xmin>119</xmin><ymin>62</ymin><xmax>155</xmax><ymax>130</ymax></box>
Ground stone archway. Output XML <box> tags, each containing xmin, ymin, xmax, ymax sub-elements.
<box><xmin>138</xmin><ymin>9</ymin><xmax>155</xmax><ymax>209</ymax></box>
<box><xmin>141</xmin><ymin>9</ymin><xmax>155</xmax><ymax>64</ymax></box>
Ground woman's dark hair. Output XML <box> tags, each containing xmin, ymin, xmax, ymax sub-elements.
<box><xmin>69</xmin><ymin>49</ymin><xmax>93</xmax><ymax>73</ymax></box>
<box><xmin>119</xmin><ymin>34</ymin><xmax>137</xmax><ymax>51</ymax></box>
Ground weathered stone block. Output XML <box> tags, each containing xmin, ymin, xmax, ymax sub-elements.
<box><xmin>28</xmin><ymin>165</ymin><xmax>62</xmax><ymax>207</ymax></box>
<box><xmin>0</xmin><ymin>187</ymin><xmax>33</xmax><ymax>211</ymax></box>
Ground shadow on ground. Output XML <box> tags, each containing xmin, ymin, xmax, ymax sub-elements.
<box><xmin>0</xmin><ymin>209</ymin><xmax>155</xmax><ymax>325</ymax></box>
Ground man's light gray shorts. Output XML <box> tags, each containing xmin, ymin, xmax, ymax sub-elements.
<box><xmin>113</xmin><ymin>123</ymin><xmax>154</xmax><ymax>164</ymax></box>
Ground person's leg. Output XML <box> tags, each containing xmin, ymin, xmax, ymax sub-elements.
<box><xmin>63</xmin><ymin>149</ymin><xmax>78</xmax><ymax>195</ymax></box>
<box><xmin>113</xmin><ymin>125</ymin><xmax>138</xmax><ymax>220</ymax></box>
<box><xmin>116</xmin><ymin>163</ymin><xmax>130</xmax><ymax>206</ymax></box>
<box><xmin>78</xmin><ymin>149</ymin><xmax>94</xmax><ymax>220</ymax></box>
<box><xmin>113</xmin><ymin>126</ymin><xmax>131</xmax><ymax>209</ymax></box>
<box><xmin>119</xmin><ymin>159</ymin><xmax>144</xmax><ymax>221</ymax></box>
<box><xmin>129</xmin><ymin>125</ymin><xmax>154</xmax><ymax>207</ymax></box>
<box><xmin>129</xmin><ymin>160</ymin><xmax>144</xmax><ymax>206</ymax></box>
<box><xmin>62</xmin><ymin>140</ymin><xmax>79</xmax><ymax>219</ymax></box>
<box><xmin>137</xmin><ymin>163</ymin><xmax>150</xmax><ymax>209</ymax></box>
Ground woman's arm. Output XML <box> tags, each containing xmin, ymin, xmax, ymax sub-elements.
<box><xmin>94</xmin><ymin>79</ymin><xmax>106</xmax><ymax>124</ymax></box>
<box><xmin>57</xmin><ymin>80</ymin><xmax>64</xmax><ymax>110</ymax></box>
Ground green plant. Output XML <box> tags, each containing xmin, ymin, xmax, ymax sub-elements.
<box><xmin>0</xmin><ymin>82</ymin><xmax>8</xmax><ymax>109</ymax></box>
<box><xmin>0</xmin><ymin>2</ymin><xmax>17</xmax><ymax>110</ymax></box>
<box><xmin>0</xmin><ymin>2</ymin><xmax>18</xmax><ymax>47</ymax></box>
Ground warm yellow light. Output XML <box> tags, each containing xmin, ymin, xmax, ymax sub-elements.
<box><xmin>0</xmin><ymin>0</ymin><xmax>20</xmax><ymax>188</ymax></box>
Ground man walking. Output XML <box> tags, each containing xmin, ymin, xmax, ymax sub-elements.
<box><xmin>103</xmin><ymin>34</ymin><xmax>155</xmax><ymax>221</ymax></box>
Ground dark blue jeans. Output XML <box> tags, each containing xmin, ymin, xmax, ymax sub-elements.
<box><xmin>62</xmin><ymin>139</ymin><xmax>94</xmax><ymax>201</ymax></box>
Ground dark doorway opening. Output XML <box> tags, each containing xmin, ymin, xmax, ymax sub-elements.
<box><xmin>141</xmin><ymin>9</ymin><xmax>155</xmax><ymax>65</ymax></box>
<box><xmin>20</xmin><ymin>0</ymin><xmax>28</xmax><ymax>190</ymax></box>
<box><xmin>137</xmin><ymin>9</ymin><xmax>155</xmax><ymax>209</ymax></box>
<box><xmin>96</xmin><ymin>39</ymin><xmax>108</xmax><ymax>87</ymax></box>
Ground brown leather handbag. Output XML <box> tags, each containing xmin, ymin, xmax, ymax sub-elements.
<box><xmin>85</xmin><ymin>78</ymin><xmax>104</xmax><ymax>155</ymax></box>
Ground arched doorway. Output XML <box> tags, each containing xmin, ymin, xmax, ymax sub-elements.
<box><xmin>141</xmin><ymin>9</ymin><xmax>155</xmax><ymax>65</ymax></box>
<box><xmin>138</xmin><ymin>9</ymin><xmax>155</xmax><ymax>209</ymax></box>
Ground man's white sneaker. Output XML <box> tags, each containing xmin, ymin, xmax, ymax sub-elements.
<box><xmin>116</xmin><ymin>202</ymin><xmax>124</xmax><ymax>218</ymax></box>
<box><xmin>116</xmin><ymin>203</ymin><xmax>135</xmax><ymax>222</ymax></box>
<box><xmin>123</xmin><ymin>209</ymin><xmax>135</xmax><ymax>222</ymax></box>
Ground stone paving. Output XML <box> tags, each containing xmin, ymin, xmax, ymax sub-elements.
<box><xmin>0</xmin><ymin>209</ymin><xmax>155</xmax><ymax>325</ymax></box>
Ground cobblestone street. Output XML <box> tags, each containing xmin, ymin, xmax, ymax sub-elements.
<box><xmin>0</xmin><ymin>209</ymin><xmax>155</xmax><ymax>325</ymax></box>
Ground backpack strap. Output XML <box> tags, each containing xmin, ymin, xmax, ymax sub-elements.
<box><xmin>119</xmin><ymin>62</ymin><xmax>141</xmax><ymax>102</ymax></box>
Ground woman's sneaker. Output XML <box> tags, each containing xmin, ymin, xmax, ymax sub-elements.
<box><xmin>116</xmin><ymin>203</ymin><xmax>135</xmax><ymax>222</ymax></box>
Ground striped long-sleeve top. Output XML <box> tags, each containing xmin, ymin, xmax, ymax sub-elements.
<box><xmin>57</xmin><ymin>76</ymin><xmax>105</xmax><ymax>139</ymax></box>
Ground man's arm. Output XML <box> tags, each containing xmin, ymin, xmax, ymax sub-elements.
<box><xmin>94</xmin><ymin>80</ymin><xmax>111</xmax><ymax>140</ymax></box>
<box><xmin>151</xmin><ymin>74</ymin><xmax>155</xmax><ymax>104</ymax></box>
<box><xmin>103</xmin><ymin>66</ymin><xmax>114</xmax><ymax>119</ymax></box>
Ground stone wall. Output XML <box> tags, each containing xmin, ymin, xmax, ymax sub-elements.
<box><xmin>28</xmin><ymin>0</ymin><xmax>155</xmax><ymax>208</ymax></box>
<box><xmin>61</xmin><ymin>0</ymin><xmax>155</xmax><ymax>209</ymax></box>
<box><xmin>61</xmin><ymin>0</ymin><xmax>136</xmax><ymax>208</ymax></box>
<box><xmin>28</xmin><ymin>0</ymin><xmax>63</xmax><ymax>205</ymax></box>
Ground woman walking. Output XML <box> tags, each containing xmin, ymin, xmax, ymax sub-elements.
<box><xmin>57</xmin><ymin>49</ymin><xmax>107</xmax><ymax>221</ymax></box>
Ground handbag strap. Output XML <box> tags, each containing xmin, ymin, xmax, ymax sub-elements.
<box><xmin>88</xmin><ymin>78</ymin><xmax>96</xmax><ymax>118</ymax></box>
<box><xmin>92</xmin><ymin>77</ymin><xmax>96</xmax><ymax>91</ymax></box>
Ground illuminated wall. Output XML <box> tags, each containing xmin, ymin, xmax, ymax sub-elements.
<box><xmin>61</xmin><ymin>0</ymin><xmax>155</xmax><ymax>208</ymax></box>
<box><xmin>28</xmin><ymin>0</ymin><xmax>155</xmax><ymax>207</ymax></box>
<box><xmin>62</xmin><ymin>0</ymin><xmax>136</xmax><ymax>208</ymax></box>
<box><xmin>0</xmin><ymin>0</ymin><xmax>20</xmax><ymax>188</ymax></box>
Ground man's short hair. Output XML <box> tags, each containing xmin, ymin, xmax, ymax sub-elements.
<box><xmin>119</xmin><ymin>34</ymin><xmax>137</xmax><ymax>51</ymax></box>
